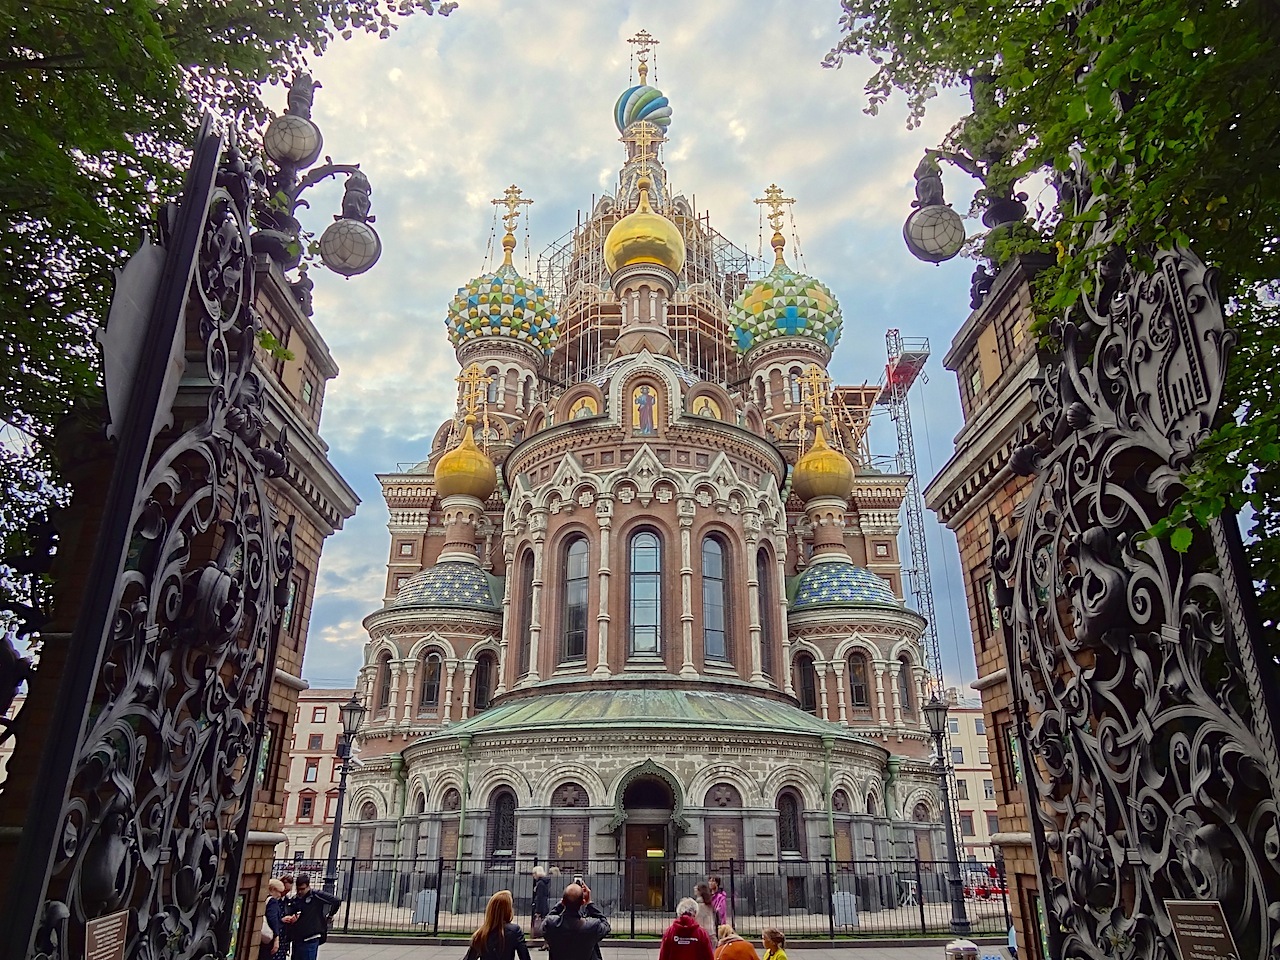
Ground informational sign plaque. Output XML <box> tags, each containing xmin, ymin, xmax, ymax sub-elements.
<box><xmin>86</xmin><ymin>910</ymin><xmax>129</xmax><ymax>960</ymax></box>
<box><xmin>440</xmin><ymin>820</ymin><xmax>459</xmax><ymax>862</ymax></box>
<box><xmin>708</xmin><ymin>820</ymin><xmax>742</xmax><ymax>864</ymax></box>
<box><xmin>1166</xmin><ymin>900</ymin><xmax>1241</xmax><ymax>960</ymax></box>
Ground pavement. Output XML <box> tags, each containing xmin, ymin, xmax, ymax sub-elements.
<box><xmin>323</xmin><ymin>941</ymin><xmax>1009</xmax><ymax>960</ymax></box>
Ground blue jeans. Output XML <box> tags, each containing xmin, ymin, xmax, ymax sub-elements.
<box><xmin>293</xmin><ymin>940</ymin><xmax>321</xmax><ymax>960</ymax></box>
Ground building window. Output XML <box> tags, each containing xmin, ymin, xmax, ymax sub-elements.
<box><xmin>517</xmin><ymin>551</ymin><xmax>535</xmax><ymax>675</ymax></box>
<box><xmin>628</xmin><ymin>531</ymin><xmax>662</xmax><ymax>656</ymax></box>
<box><xmin>848</xmin><ymin>654</ymin><xmax>869</xmax><ymax>707</ymax></box>
<box><xmin>312</xmin><ymin>707</ymin><xmax>327</xmax><ymax>723</ymax></box>
<box><xmin>955</xmin><ymin>778</ymin><xmax>969</xmax><ymax>800</ymax></box>
<box><xmin>301</xmin><ymin>378</ymin><xmax>315</xmax><ymax>407</ymax></box>
<box><xmin>488</xmin><ymin>789</ymin><xmax>517</xmax><ymax>859</ymax></box>
<box><xmin>398</xmin><ymin>541</ymin><xmax>414</xmax><ymax>556</ymax></box>
<box><xmin>307</xmin><ymin>734</ymin><xmax>323</xmax><ymax>751</ymax></box>
<box><xmin>777</xmin><ymin>790</ymin><xmax>804</xmax><ymax>854</ymax></box>
<box><xmin>420</xmin><ymin>652</ymin><xmax>442</xmax><ymax>711</ymax></box>
<box><xmin>987</xmin><ymin>813</ymin><xmax>1000</xmax><ymax>835</ymax></box>
<box><xmin>975</xmin><ymin>717</ymin><xmax>986</xmax><ymax>735</ymax></box>
<box><xmin>948</xmin><ymin>717</ymin><xmax>960</xmax><ymax>734</ymax></box>
<box><xmin>757</xmin><ymin>549</ymin><xmax>775</xmax><ymax>677</ymax></box>
<box><xmin>304</xmin><ymin>758</ymin><xmax>319</xmax><ymax>783</ymax></box>
<box><xmin>960</xmin><ymin>812</ymin><xmax>975</xmax><ymax>837</ymax></box>
<box><xmin>980</xmin><ymin>749</ymin><xmax>990</xmax><ymax>765</ymax></box>
<box><xmin>789</xmin><ymin>373</ymin><xmax>803</xmax><ymax>405</ymax></box>
<box><xmin>326</xmin><ymin>793</ymin><xmax>339</xmax><ymax>822</ymax></box>
<box><xmin>298</xmin><ymin>793</ymin><xmax>315</xmax><ymax>822</ymax></box>
<box><xmin>984</xmin><ymin>779</ymin><xmax>996</xmax><ymax>800</ymax></box>
<box><xmin>896</xmin><ymin>656</ymin><xmax>914</xmax><ymax>715</ymax></box>
<box><xmin>561</xmin><ymin>537</ymin><xmax>589</xmax><ymax>662</ymax></box>
<box><xmin>473</xmin><ymin>652</ymin><xmax>497</xmax><ymax>711</ymax></box>
<box><xmin>486</xmin><ymin>368</ymin><xmax>500</xmax><ymax>405</ymax></box>
<box><xmin>331</xmin><ymin>759</ymin><xmax>341</xmax><ymax>782</ymax></box>
<box><xmin>701</xmin><ymin>536</ymin><xmax>729</xmax><ymax>662</ymax></box>
<box><xmin>794</xmin><ymin>654</ymin><xmax>818</xmax><ymax>715</ymax></box>
<box><xmin>951</xmin><ymin>747</ymin><xmax>965</xmax><ymax>765</ymax></box>
<box><xmin>967</xmin><ymin>362</ymin><xmax>983</xmax><ymax>399</ymax></box>
<box><xmin>376</xmin><ymin>653</ymin><xmax>393</xmax><ymax>713</ymax></box>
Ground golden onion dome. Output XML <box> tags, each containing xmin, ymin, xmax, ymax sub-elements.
<box><xmin>791</xmin><ymin>417</ymin><xmax>855</xmax><ymax>502</ymax></box>
<box><xmin>434</xmin><ymin>417</ymin><xmax>496</xmax><ymax>501</ymax></box>
<box><xmin>604</xmin><ymin>175</ymin><xmax>686</xmax><ymax>275</ymax></box>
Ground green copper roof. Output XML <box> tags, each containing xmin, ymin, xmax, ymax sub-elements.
<box><xmin>429</xmin><ymin>687</ymin><xmax>869</xmax><ymax>743</ymax></box>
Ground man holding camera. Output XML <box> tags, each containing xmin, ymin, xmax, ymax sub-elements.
<box><xmin>541</xmin><ymin>882</ymin><xmax>610</xmax><ymax>960</ymax></box>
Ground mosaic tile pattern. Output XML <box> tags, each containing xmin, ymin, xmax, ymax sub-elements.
<box><xmin>446</xmin><ymin>261</ymin><xmax>559</xmax><ymax>355</ymax></box>
<box><xmin>792</xmin><ymin>561</ymin><xmax>898</xmax><ymax>610</ymax></box>
<box><xmin>393</xmin><ymin>561</ymin><xmax>499</xmax><ymax>611</ymax></box>
<box><xmin>729</xmin><ymin>258</ymin><xmax>842</xmax><ymax>355</ymax></box>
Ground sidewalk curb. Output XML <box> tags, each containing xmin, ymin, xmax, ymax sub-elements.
<box><xmin>327</xmin><ymin>935</ymin><xmax>1006</xmax><ymax>949</ymax></box>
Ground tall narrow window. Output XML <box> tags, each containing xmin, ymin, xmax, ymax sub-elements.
<box><xmin>795</xmin><ymin>654</ymin><xmax>818</xmax><ymax>715</ymax></box>
<box><xmin>757</xmin><ymin>549</ymin><xmax>775</xmax><ymax>677</ymax></box>
<box><xmin>897</xmin><ymin>655</ymin><xmax>914</xmax><ymax>715</ymax></box>
<box><xmin>701</xmin><ymin>536</ymin><xmax>728</xmax><ymax>661</ymax></box>
<box><xmin>517</xmin><ymin>551</ymin><xmax>535</xmax><ymax>675</ymax></box>
<box><xmin>777</xmin><ymin>790</ymin><xmax>803</xmax><ymax>854</ymax></box>
<box><xmin>848</xmin><ymin>654</ymin><xmax>869</xmax><ymax>707</ymax></box>
<box><xmin>486</xmin><ymin>368</ymin><xmax>500</xmax><ymax>405</ymax></box>
<box><xmin>629</xmin><ymin>531</ymin><xmax>662</xmax><ymax>655</ymax></box>
<box><xmin>488</xmin><ymin>789</ymin><xmax>517</xmax><ymax>860</ymax></box>
<box><xmin>376</xmin><ymin>653</ymin><xmax>392</xmax><ymax>713</ymax></box>
<box><xmin>419</xmin><ymin>653</ymin><xmax>442</xmax><ymax>712</ymax></box>
<box><xmin>789</xmin><ymin>372</ymin><xmax>803</xmax><ymax>405</ymax></box>
<box><xmin>561</xmin><ymin>538</ymin><xmax>589</xmax><ymax>662</ymax></box>
<box><xmin>473</xmin><ymin>652</ymin><xmax>497</xmax><ymax>711</ymax></box>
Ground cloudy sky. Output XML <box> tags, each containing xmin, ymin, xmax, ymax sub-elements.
<box><xmin>291</xmin><ymin>0</ymin><xmax>991</xmax><ymax>692</ymax></box>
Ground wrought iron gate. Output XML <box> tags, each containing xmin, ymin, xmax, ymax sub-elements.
<box><xmin>0</xmin><ymin>117</ymin><xmax>293</xmax><ymax>959</ymax></box>
<box><xmin>992</xmin><ymin>211</ymin><xmax>1280</xmax><ymax>954</ymax></box>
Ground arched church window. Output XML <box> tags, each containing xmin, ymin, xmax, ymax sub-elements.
<box><xmin>415</xmin><ymin>792</ymin><xmax>427</xmax><ymax>815</ymax></box>
<box><xmin>794</xmin><ymin>653</ymin><xmax>818</xmax><ymax>715</ymax></box>
<box><xmin>419</xmin><ymin>652</ymin><xmax>442</xmax><ymax>712</ymax></box>
<box><xmin>777</xmin><ymin>790</ymin><xmax>804</xmax><ymax>854</ymax></box>
<box><xmin>561</xmin><ymin>537</ymin><xmax>589</xmax><ymax>662</ymax></box>
<box><xmin>757</xmin><ymin>549</ymin><xmax>775</xmax><ymax>678</ymax></box>
<box><xmin>629</xmin><ymin>531</ymin><xmax>662</xmax><ymax>656</ymax></box>
<box><xmin>487</xmin><ymin>788</ymin><xmax>517</xmax><ymax>860</ymax></box>
<box><xmin>375</xmin><ymin>653</ymin><xmax>393</xmax><ymax>713</ymax></box>
<box><xmin>848</xmin><ymin>653</ymin><xmax>870</xmax><ymax>708</ymax></box>
<box><xmin>897</xmin><ymin>655</ymin><xmax>914</xmax><ymax>715</ymax></box>
<box><xmin>359</xmin><ymin>801</ymin><xmax>378</xmax><ymax>821</ymax></box>
<box><xmin>790</xmin><ymin>371</ymin><xmax>803</xmax><ymax>405</ymax></box>
<box><xmin>517</xmin><ymin>550</ymin><xmax>535</xmax><ymax>675</ymax></box>
<box><xmin>473</xmin><ymin>652</ymin><xmax>497</xmax><ymax>711</ymax></box>
<box><xmin>701</xmin><ymin>536</ymin><xmax>729</xmax><ymax>662</ymax></box>
<box><xmin>486</xmin><ymin>367</ymin><xmax>500</xmax><ymax>405</ymax></box>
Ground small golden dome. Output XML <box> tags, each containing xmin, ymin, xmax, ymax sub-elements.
<box><xmin>435</xmin><ymin>418</ymin><xmax>496</xmax><ymax>500</ymax></box>
<box><xmin>604</xmin><ymin>176</ymin><xmax>686</xmax><ymax>275</ymax></box>
<box><xmin>792</xmin><ymin>418</ymin><xmax>854</xmax><ymax>502</ymax></box>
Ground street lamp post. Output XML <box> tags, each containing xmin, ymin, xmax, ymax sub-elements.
<box><xmin>923</xmin><ymin>694</ymin><xmax>972</xmax><ymax>935</ymax></box>
<box><xmin>323</xmin><ymin>693</ymin><xmax>368</xmax><ymax>897</ymax></box>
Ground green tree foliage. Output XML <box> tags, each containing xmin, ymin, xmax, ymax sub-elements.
<box><xmin>826</xmin><ymin>0</ymin><xmax>1280</xmax><ymax>626</ymax></box>
<box><xmin>0</xmin><ymin>0</ymin><xmax>453</xmax><ymax>606</ymax></box>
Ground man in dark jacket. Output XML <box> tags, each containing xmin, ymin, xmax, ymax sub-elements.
<box><xmin>658</xmin><ymin>898</ymin><xmax>713</xmax><ymax>960</ymax></box>
<box><xmin>280</xmin><ymin>874</ymin><xmax>341</xmax><ymax>960</ymax></box>
<box><xmin>542</xmin><ymin>883</ymin><xmax>610</xmax><ymax>960</ymax></box>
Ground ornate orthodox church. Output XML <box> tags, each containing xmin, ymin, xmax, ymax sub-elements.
<box><xmin>343</xmin><ymin>37</ymin><xmax>943</xmax><ymax>910</ymax></box>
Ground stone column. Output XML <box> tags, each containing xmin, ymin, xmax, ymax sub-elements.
<box><xmin>816</xmin><ymin>662</ymin><xmax>831</xmax><ymax>721</ymax></box>
<box><xmin>875</xmin><ymin>662</ymin><xmax>889</xmax><ymax>728</ymax></box>
<box><xmin>389</xmin><ymin>663</ymin><xmax>403</xmax><ymax>727</ymax></box>
<box><xmin>460</xmin><ymin>662</ymin><xmax>476</xmax><ymax>720</ymax></box>
<box><xmin>745</xmin><ymin>516</ymin><xmax>764</xmax><ymax>683</ymax></box>
<box><xmin>594</xmin><ymin>498</ymin><xmax>613</xmax><ymax>678</ymax></box>
<box><xmin>833</xmin><ymin>659</ymin><xmax>848</xmax><ymax>723</ymax></box>
<box><xmin>442</xmin><ymin>660</ymin><xmax>458</xmax><ymax>725</ymax></box>
<box><xmin>495</xmin><ymin>531</ymin><xmax>515</xmax><ymax>696</ymax></box>
<box><xmin>777</xmin><ymin>548</ymin><xmax>794</xmax><ymax>695</ymax></box>
<box><xmin>678</xmin><ymin>501</ymin><xmax>697</xmax><ymax>678</ymax></box>
<box><xmin>526</xmin><ymin>511</ymin><xmax>548</xmax><ymax>683</ymax></box>
<box><xmin>402</xmin><ymin>662</ymin><xmax>417</xmax><ymax>722</ymax></box>
<box><xmin>889</xmin><ymin>660</ymin><xmax>903</xmax><ymax>726</ymax></box>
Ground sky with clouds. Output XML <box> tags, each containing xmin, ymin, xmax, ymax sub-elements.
<box><xmin>291</xmin><ymin>0</ymin><xmax>990</xmax><ymax>692</ymax></box>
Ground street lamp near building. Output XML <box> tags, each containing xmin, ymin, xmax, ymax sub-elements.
<box><xmin>323</xmin><ymin>693</ymin><xmax>368</xmax><ymax>897</ymax></box>
<box><xmin>923</xmin><ymin>693</ymin><xmax>973</xmax><ymax>935</ymax></box>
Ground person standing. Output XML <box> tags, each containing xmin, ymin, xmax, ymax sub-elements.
<box><xmin>542</xmin><ymin>883</ymin><xmax>610</xmax><ymax>960</ymax></box>
<box><xmin>531</xmin><ymin>866</ymin><xmax>552</xmax><ymax>950</ymax></box>
<box><xmin>693</xmin><ymin>884</ymin><xmax>718</xmax><ymax>941</ymax></box>
<box><xmin>713</xmin><ymin>925</ymin><xmax>758</xmax><ymax>960</ymax></box>
<box><xmin>659</xmin><ymin>898</ymin><xmax>714</xmax><ymax>960</ymax></box>
<box><xmin>761</xmin><ymin>928</ymin><xmax>788</xmax><ymax>960</ymax></box>
<box><xmin>259</xmin><ymin>879</ymin><xmax>287</xmax><ymax>960</ymax></box>
<box><xmin>280</xmin><ymin>874</ymin><xmax>340</xmax><ymax>960</ymax></box>
<box><xmin>465</xmin><ymin>890</ymin><xmax>533</xmax><ymax>960</ymax></box>
<box><xmin>708</xmin><ymin>877</ymin><xmax>729</xmax><ymax>926</ymax></box>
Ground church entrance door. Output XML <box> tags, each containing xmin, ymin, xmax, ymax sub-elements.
<box><xmin>621</xmin><ymin>776</ymin><xmax>675</xmax><ymax>911</ymax></box>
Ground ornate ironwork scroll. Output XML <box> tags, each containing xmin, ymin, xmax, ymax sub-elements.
<box><xmin>992</xmin><ymin>217</ymin><xmax>1280</xmax><ymax>956</ymax></box>
<box><xmin>1</xmin><ymin>117</ymin><xmax>293</xmax><ymax>959</ymax></box>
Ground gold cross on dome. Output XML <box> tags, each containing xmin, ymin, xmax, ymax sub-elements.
<box><xmin>492</xmin><ymin>184</ymin><xmax>532</xmax><ymax>236</ymax></box>
<box><xmin>457</xmin><ymin>363</ymin><xmax>493</xmax><ymax>419</ymax></box>
<box><xmin>754</xmin><ymin>183</ymin><xmax>795</xmax><ymax>233</ymax></box>
<box><xmin>800</xmin><ymin>364</ymin><xmax>833</xmax><ymax>420</ymax></box>
<box><xmin>628</xmin><ymin>29</ymin><xmax>659</xmax><ymax>84</ymax></box>
<box><xmin>630</xmin><ymin>120</ymin><xmax>657</xmax><ymax>176</ymax></box>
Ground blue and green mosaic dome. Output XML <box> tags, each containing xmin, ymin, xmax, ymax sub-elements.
<box><xmin>392</xmin><ymin>561</ymin><xmax>501</xmax><ymax>612</ymax></box>
<box><xmin>729</xmin><ymin>255</ymin><xmax>842</xmax><ymax>355</ymax></box>
<box><xmin>614</xmin><ymin>85</ymin><xmax>672</xmax><ymax>135</ymax></box>
<box><xmin>446</xmin><ymin>261</ymin><xmax>559</xmax><ymax>356</ymax></box>
<box><xmin>791</xmin><ymin>561</ymin><xmax>898</xmax><ymax>611</ymax></box>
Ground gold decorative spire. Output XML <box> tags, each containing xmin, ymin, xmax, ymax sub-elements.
<box><xmin>491</xmin><ymin>184</ymin><xmax>532</xmax><ymax>265</ymax></box>
<box><xmin>631</xmin><ymin>119</ymin><xmax>657</xmax><ymax>179</ymax></box>
<box><xmin>792</xmin><ymin>364</ymin><xmax>854</xmax><ymax>502</ymax></box>
<box><xmin>628</xmin><ymin>29</ymin><xmax>658</xmax><ymax>85</ymax></box>
<box><xmin>755</xmin><ymin>183</ymin><xmax>795</xmax><ymax>265</ymax></box>
<box><xmin>800</xmin><ymin>363</ymin><xmax>832</xmax><ymax>422</ymax></box>
<box><xmin>436</xmin><ymin>363</ymin><xmax>497</xmax><ymax>500</ymax></box>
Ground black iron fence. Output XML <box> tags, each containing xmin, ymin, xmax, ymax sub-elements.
<box><xmin>271</xmin><ymin>857</ymin><xmax>1012</xmax><ymax>940</ymax></box>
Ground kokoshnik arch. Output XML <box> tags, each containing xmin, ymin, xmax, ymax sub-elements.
<box><xmin>340</xmin><ymin>37</ymin><xmax>945</xmax><ymax>905</ymax></box>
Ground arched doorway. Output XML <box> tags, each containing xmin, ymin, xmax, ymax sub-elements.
<box><xmin>622</xmin><ymin>775</ymin><xmax>675</xmax><ymax>911</ymax></box>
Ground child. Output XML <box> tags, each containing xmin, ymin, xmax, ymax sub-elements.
<box><xmin>762</xmin><ymin>927</ymin><xmax>787</xmax><ymax>960</ymax></box>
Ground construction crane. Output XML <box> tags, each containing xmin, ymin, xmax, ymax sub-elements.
<box><xmin>876</xmin><ymin>329</ymin><xmax>944</xmax><ymax>692</ymax></box>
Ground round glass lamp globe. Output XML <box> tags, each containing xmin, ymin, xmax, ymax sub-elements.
<box><xmin>319</xmin><ymin>219</ymin><xmax>382</xmax><ymax>277</ymax></box>
<box><xmin>263</xmin><ymin>114</ymin><xmax>323</xmax><ymax>167</ymax></box>
<box><xmin>903</xmin><ymin>205</ymin><xmax>966</xmax><ymax>263</ymax></box>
